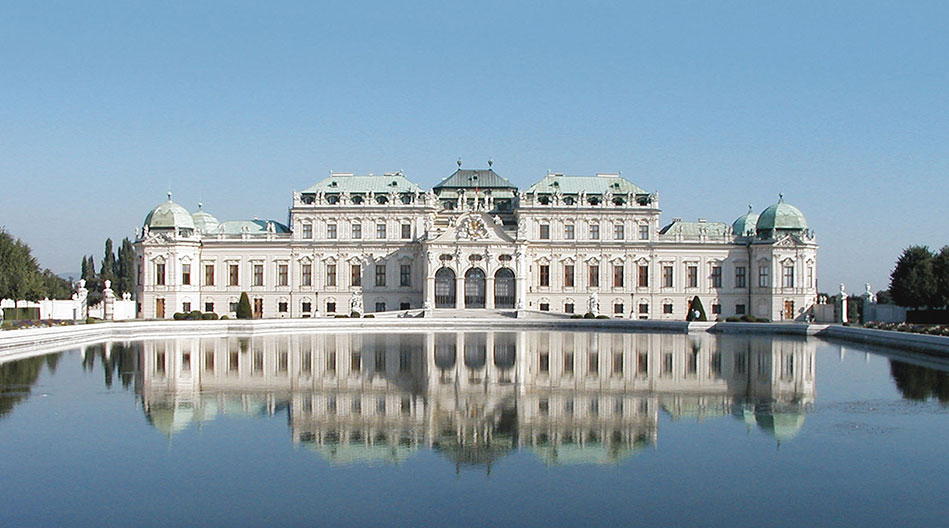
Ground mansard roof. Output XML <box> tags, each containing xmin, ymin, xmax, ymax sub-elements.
<box><xmin>433</xmin><ymin>168</ymin><xmax>516</xmax><ymax>190</ymax></box>
<box><xmin>659</xmin><ymin>219</ymin><xmax>730</xmax><ymax>239</ymax></box>
<box><xmin>211</xmin><ymin>219</ymin><xmax>290</xmax><ymax>235</ymax></box>
<box><xmin>303</xmin><ymin>172</ymin><xmax>423</xmax><ymax>194</ymax></box>
<box><xmin>526</xmin><ymin>173</ymin><xmax>647</xmax><ymax>195</ymax></box>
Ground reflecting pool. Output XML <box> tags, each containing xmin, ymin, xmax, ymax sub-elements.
<box><xmin>1</xmin><ymin>330</ymin><xmax>947</xmax><ymax>527</ymax></box>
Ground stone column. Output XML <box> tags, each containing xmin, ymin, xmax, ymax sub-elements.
<box><xmin>514</xmin><ymin>247</ymin><xmax>527</xmax><ymax>316</ymax></box>
<box><xmin>103</xmin><ymin>280</ymin><xmax>115</xmax><ymax>321</ymax></box>
<box><xmin>455</xmin><ymin>273</ymin><xmax>465</xmax><ymax>309</ymax></box>
<box><xmin>485</xmin><ymin>275</ymin><xmax>495</xmax><ymax>309</ymax></box>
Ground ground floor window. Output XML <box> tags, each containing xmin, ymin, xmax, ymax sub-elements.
<box><xmin>613</xmin><ymin>303</ymin><xmax>624</xmax><ymax>314</ymax></box>
<box><xmin>735</xmin><ymin>304</ymin><xmax>746</xmax><ymax>315</ymax></box>
<box><xmin>711</xmin><ymin>304</ymin><xmax>721</xmax><ymax>314</ymax></box>
<box><xmin>663</xmin><ymin>303</ymin><xmax>673</xmax><ymax>314</ymax></box>
<box><xmin>400</xmin><ymin>302</ymin><xmax>410</xmax><ymax>310</ymax></box>
<box><xmin>540</xmin><ymin>303</ymin><xmax>550</xmax><ymax>311</ymax></box>
<box><xmin>278</xmin><ymin>302</ymin><xmax>288</xmax><ymax>313</ymax></box>
<box><xmin>205</xmin><ymin>302</ymin><xmax>213</xmax><ymax>313</ymax></box>
<box><xmin>182</xmin><ymin>302</ymin><xmax>191</xmax><ymax>312</ymax></box>
<box><xmin>565</xmin><ymin>303</ymin><xmax>574</xmax><ymax>314</ymax></box>
<box><xmin>327</xmin><ymin>301</ymin><xmax>336</xmax><ymax>313</ymax></box>
<box><xmin>302</xmin><ymin>302</ymin><xmax>312</xmax><ymax>313</ymax></box>
<box><xmin>375</xmin><ymin>302</ymin><xmax>386</xmax><ymax>312</ymax></box>
<box><xmin>229</xmin><ymin>302</ymin><xmax>239</xmax><ymax>312</ymax></box>
<box><xmin>639</xmin><ymin>303</ymin><xmax>649</xmax><ymax>314</ymax></box>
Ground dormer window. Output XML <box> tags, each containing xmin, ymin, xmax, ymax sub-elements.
<box><xmin>352</xmin><ymin>195</ymin><xmax>363</xmax><ymax>205</ymax></box>
<box><xmin>330</xmin><ymin>181</ymin><xmax>338</xmax><ymax>187</ymax></box>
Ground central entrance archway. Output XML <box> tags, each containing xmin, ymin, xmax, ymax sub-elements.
<box><xmin>435</xmin><ymin>268</ymin><xmax>456</xmax><ymax>308</ymax></box>
<box><xmin>465</xmin><ymin>268</ymin><xmax>486</xmax><ymax>308</ymax></box>
<box><xmin>494</xmin><ymin>268</ymin><xmax>515</xmax><ymax>309</ymax></box>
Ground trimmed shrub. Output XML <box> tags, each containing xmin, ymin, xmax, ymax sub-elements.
<box><xmin>201</xmin><ymin>312</ymin><xmax>218</xmax><ymax>320</ymax></box>
<box><xmin>726</xmin><ymin>316</ymin><xmax>740</xmax><ymax>322</ymax></box>
<box><xmin>188</xmin><ymin>310</ymin><xmax>203</xmax><ymax>320</ymax></box>
<box><xmin>334</xmin><ymin>314</ymin><xmax>348</xmax><ymax>318</ymax></box>
<box><xmin>570</xmin><ymin>314</ymin><xmax>584</xmax><ymax>319</ymax></box>
<box><xmin>173</xmin><ymin>312</ymin><xmax>187</xmax><ymax>320</ymax></box>
<box><xmin>236</xmin><ymin>292</ymin><xmax>252</xmax><ymax>319</ymax></box>
<box><xmin>686</xmin><ymin>296</ymin><xmax>707</xmax><ymax>322</ymax></box>
<box><xmin>583</xmin><ymin>312</ymin><xmax>596</xmax><ymax>319</ymax></box>
<box><xmin>596</xmin><ymin>315</ymin><xmax>610</xmax><ymax>319</ymax></box>
<box><xmin>364</xmin><ymin>314</ymin><xmax>375</xmax><ymax>318</ymax></box>
<box><xmin>351</xmin><ymin>311</ymin><xmax>361</xmax><ymax>318</ymax></box>
<box><xmin>740</xmin><ymin>314</ymin><xmax>757</xmax><ymax>323</ymax></box>
<box><xmin>220</xmin><ymin>315</ymin><xmax>229</xmax><ymax>320</ymax></box>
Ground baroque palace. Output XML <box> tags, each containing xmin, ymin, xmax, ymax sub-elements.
<box><xmin>135</xmin><ymin>163</ymin><xmax>817</xmax><ymax>320</ymax></box>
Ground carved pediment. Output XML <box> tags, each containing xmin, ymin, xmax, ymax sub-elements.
<box><xmin>428</xmin><ymin>212</ymin><xmax>515</xmax><ymax>245</ymax></box>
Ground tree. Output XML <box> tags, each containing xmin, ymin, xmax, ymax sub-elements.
<box><xmin>0</xmin><ymin>229</ymin><xmax>44</xmax><ymax>317</ymax></box>
<box><xmin>236</xmin><ymin>292</ymin><xmax>252</xmax><ymax>319</ymax></box>
<box><xmin>931</xmin><ymin>246</ymin><xmax>949</xmax><ymax>309</ymax></box>
<box><xmin>876</xmin><ymin>289</ymin><xmax>894</xmax><ymax>305</ymax></box>
<box><xmin>115</xmin><ymin>238</ymin><xmax>135</xmax><ymax>295</ymax></box>
<box><xmin>889</xmin><ymin>246</ymin><xmax>936</xmax><ymax>309</ymax></box>
<box><xmin>99</xmin><ymin>238</ymin><xmax>117</xmax><ymax>288</ymax></box>
<box><xmin>686</xmin><ymin>296</ymin><xmax>707</xmax><ymax>321</ymax></box>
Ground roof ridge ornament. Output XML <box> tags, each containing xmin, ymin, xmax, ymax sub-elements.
<box><xmin>778</xmin><ymin>193</ymin><xmax>784</xmax><ymax>203</ymax></box>
<box><xmin>488</xmin><ymin>157</ymin><xmax>493</xmax><ymax>168</ymax></box>
<box><xmin>167</xmin><ymin>191</ymin><xmax>173</xmax><ymax>201</ymax></box>
<box><xmin>457</xmin><ymin>157</ymin><xmax>462</xmax><ymax>168</ymax></box>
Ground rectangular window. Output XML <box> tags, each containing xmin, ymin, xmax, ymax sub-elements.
<box><xmin>663</xmin><ymin>265</ymin><xmax>673</xmax><ymax>288</ymax></box>
<box><xmin>759</xmin><ymin>265</ymin><xmax>770</xmax><ymax>287</ymax></box>
<box><xmin>350</xmin><ymin>352</ymin><xmax>361</xmax><ymax>372</ymax></box>
<box><xmin>565</xmin><ymin>224</ymin><xmax>575</xmax><ymax>240</ymax></box>
<box><xmin>156</xmin><ymin>263</ymin><xmax>165</xmax><ymax>286</ymax></box>
<box><xmin>663</xmin><ymin>303</ymin><xmax>673</xmax><ymax>314</ymax></box>
<box><xmin>253</xmin><ymin>298</ymin><xmax>263</xmax><ymax>318</ymax></box>
<box><xmin>613</xmin><ymin>264</ymin><xmax>624</xmax><ymax>288</ymax></box>
<box><xmin>783</xmin><ymin>265</ymin><xmax>795</xmax><ymax>288</ymax></box>
<box><xmin>302</xmin><ymin>264</ymin><xmax>312</xmax><ymax>287</ymax></box>
<box><xmin>351</xmin><ymin>264</ymin><xmax>362</xmax><ymax>287</ymax></box>
<box><xmin>735</xmin><ymin>266</ymin><xmax>747</xmax><ymax>288</ymax></box>
<box><xmin>375</xmin><ymin>301</ymin><xmax>386</xmax><ymax>312</ymax></box>
<box><xmin>400</xmin><ymin>302</ymin><xmax>410</xmax><ymax>310</ymax></box>
<box><xmin>278</xmin><ymin>264</ymin><xmax>288</xmax><ymax>286</ymax></box>
<box><xmin>539</xmin><ymin>265</ymin><xmax>550</xmax><ymax>287</ymax></box>
<box><xmin>539</xmin><ymin>302</ymin><xmax>550</xmax><ymax>311</ymax></box>
<box><xmin>182</xmin><ymin>301</ymin><xmax>191</xmax><ymax>312</ymax></box>
<box><xmin>565</xmin><ymin>303</ymin><xmax>574</xmax><ymax>314</ymax></box>
<box><xmin>589</xmin><ymin>265</ymin><xmax>599</xmax><ymax>287</ymax></box>
<box><xmin>736</xmin><ymin>304</ymin><xmax>746</xmax><ymax>315</ymax></box>
<box><xmin>712</xmin><ymin>304</ymin><xmax>722</xmax><ymax>314</ymax></box>
<box><xmin>137</xmin><ymin>264</ymin><xmax>142</xmax><ymax>286</ymax></box>
<box><xmin>400</xmin><ymin>265</ymin><xmax>411</xmax><ymax>287</ymax></box>
<box><xmin>352</xmin><ymin>223</ymin><xmax>362</xmax><ymax>239</ymax></box>
<box><xmin>204</xmin><ymin>264</ymin><xmax>215</xmax><ymax>286</ymax></box>
<box><xmin>711</xmin><ymin>266</ymin><xmax>722</xmax><ymax>288</ymax></box>
<box><xmin>253</xmin><ymin>264</ymin><xmax>264</xmax><ymax>286</ymax></box>
<box><xmin>808</xmin><ymin>266</ymin><xmax>814</xmax><ymax>288</ymax></box>
<box><xmin>302</xmin><ymin>301</ymin><xmax>312</xmax><ymax>312</ymax></box>
<box><xmin>639</xmin><ymin>303</ymin><xmax>649</xmax><ymax>314</ymax></box>
<box><xmin>326</xmin><ymin>264</ymin><xmax>337</xmax><ymax>287</ymax></box>
<box><xmin>327</xmin><ymin>223</ymin><xmax>337</xmax><ymax>239</ymax></box>
<box><xmin>614</xmin><ymin>224</ymin><xmax>624</xmax><ymax>240</ymax></box>
<box><xmin>687</xmin><ymin>265</ymin><xmax>698</xmax><ymax>288</ymax></box>
<box><xmin>614</xmin><ymin>303</ymin><xmax>624</xmax><ymax>315</ymax></box>
<box><xmin>639</xmin><ymin>224</ymin><xmax>649</xmax><ymax>240</ymax></box>
<box><xmin>181</xmin><ymin>264</ymin><xmax>191</xmax><ymax>285</ymax></box>
<box><xmin>376</xmin><ymin>223</ymin><xmax>386</xmax><ymax>239</ymax></box>
<box><xmin>302</xmin><ymin>223</ymin><xmax>312</xmax><ymax>239</ymax></box>
<box><xmin>375</xmin><ymin>264</ymin><xmax>386</xmax><ymax>287</ymax></box>
<box><xmin>401</xmin><ymin>224</ymin><xmax>411</xmax><ymax>239</ymax></box>
<box><xmin>327</xmin><ymin>301</ymin><xmax>336</xmax><ymax>313</ymax></box>
<box><xmin>229</xmin><ymin>264</ymin><xmax>239</xmax><ymax>286</ymax></box>
<box><xmin>204</xmin><ymin>302</ymin><xmax>213</xmax><ymax>313</ymax></box>
<box><xmin>229</xmin><ymin>301</ymin><xmax>238</xmax><ymax>312</ymax></box>
<box><xmin>638</xmin><ymin>265</ymin><xmax>648</xmax><ymax>287</ymax></box>
<box><xmin>590</xmin><ymin>224</ymin><xmax>600</xmax><ymax>240</ymax></box>
<box><xmin>278</xmin><ymin>302</ymin><xmax>288</xmax><ymax>313</ymax></box>
<box><xmin>564</xmin><ymin>264</ymin><xmax>575</xmax><ymax>287</ymax></box>
<box><xmin>540</xmin><ymin>224</ymin><xmax>550</xmax><ymax>240</ymax></box>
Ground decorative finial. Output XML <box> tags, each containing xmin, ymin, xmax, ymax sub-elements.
<box><xmin>167</xmin><ymin>191</ymin><xmax>172</xmax><ymax>201</ymax></box>
<box><xmin>748</xmin><ymin>203</ymin><xmax>753</xmax><ymax>213</ymax></box>
<box><xmin>778</xmin><ymin>192</ymin><xmax>784</xmax><ymax>202</ymax></box>
<box><xmin>198</xmin><ymin>202</ymin><xmax>203</xmax><ymax>210</ymax></box>
<box><xmin>488</xmin><ymin>157</ymin><xmax>493</xmax><ymax>168</ymax></box>
<box><xmin>457</xmin><ymin>157</ymin><xmax>462</xmax><ymax>168</ymax></box>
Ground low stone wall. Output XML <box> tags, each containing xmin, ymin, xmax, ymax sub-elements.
<box><xmin>1</xmin><ymin>318</ymin><xmax>946</xmax><ymax>362</ymax></box>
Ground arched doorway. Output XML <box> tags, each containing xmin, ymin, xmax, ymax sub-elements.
<box><xmin>494</xmin><ymin>268</ymin><xmax>515</xmax><ymax>309</ymax></box>
<box><xmin>465</xmin><ymin>268</ymin><xmax>486</xmax><ymax>308</ymax></box>
<box><xmin>435</xmin><ymin>268</ymin><xmax>456</xmax><ymax>308</ymax></box>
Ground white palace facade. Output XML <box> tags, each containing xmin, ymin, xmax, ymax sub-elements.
<box><xmin>134</xmin><ymin>164</ymin><xmax>817</xmax><ymax>321</ymax></box>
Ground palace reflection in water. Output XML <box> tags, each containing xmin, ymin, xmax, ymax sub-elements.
<box><xmin>134</xmin><ymin>331</ymin><xmax>816</xmax><ymax>467</ymax></box>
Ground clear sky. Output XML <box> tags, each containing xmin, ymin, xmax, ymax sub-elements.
<box><xmin>1</xmin><ymin>1</ymin><xmax>947</xmax><ymax>293</ymax></box>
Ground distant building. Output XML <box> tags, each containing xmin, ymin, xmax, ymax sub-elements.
<box><xmin>134</xmin><ymin>165</ymin><xmax>817</xmax><ymax>320</ymax></box>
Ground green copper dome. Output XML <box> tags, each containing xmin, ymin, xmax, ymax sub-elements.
<box><xmin>756</xmin><ymin>195</ymin><xmax>807</xmax><ymax>236</ymax></box>
<box><xmin>732</xmin><ymin>206</ymin><xmax>759</xmax><ymax>237</ymax></box>
<box><xmin>144</xmin><ymin>193</ymin><xmax>196</xmax><ymax>231</ymax></box>
<box><xmin>191</xmin><ymin>204</ymin><xmax>220</xmax><ymax>234</ymax></box>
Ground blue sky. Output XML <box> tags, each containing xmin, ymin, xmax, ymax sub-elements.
<box><xmin>1</xmin><ymin>1</ymin><xmax>947</xmax><ymax>293</ymax></box>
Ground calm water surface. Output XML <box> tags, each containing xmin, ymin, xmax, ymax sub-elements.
<box><xmin>0</xmin><ymin>330</ymin><xmax>947</xmax><ymax>527</ymax></box>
